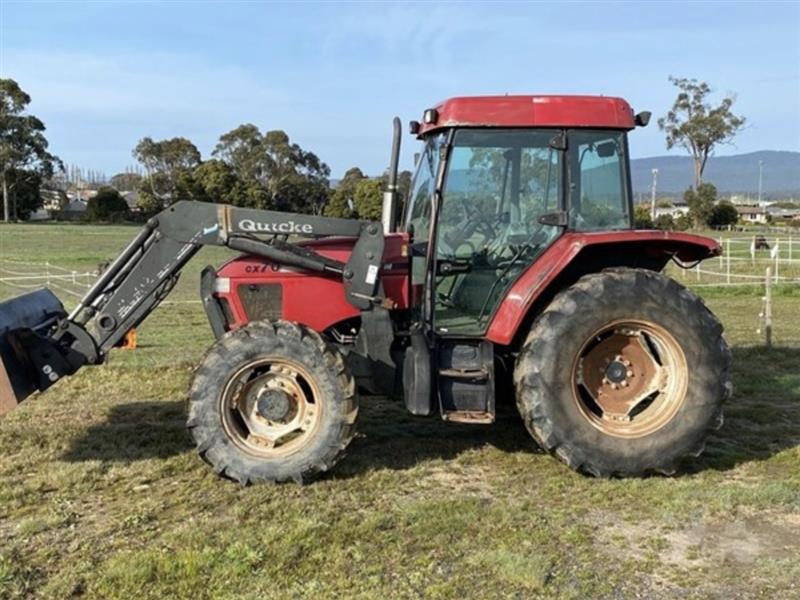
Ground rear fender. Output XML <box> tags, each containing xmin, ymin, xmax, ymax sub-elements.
<box><xmin>485</xmin><ymin>230</ymin><xmax>720</xmax><ymax>347</ymax></box>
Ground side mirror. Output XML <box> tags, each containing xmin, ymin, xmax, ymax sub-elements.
<box><xmin>596</xmin><ymin>141</ymin><xmax>618</xmax><ymax>158</ymax></box>
<box><xmin>635</xmin><ymin>111</ymin><xmax>651</xmax><ymax>127</ymax></box>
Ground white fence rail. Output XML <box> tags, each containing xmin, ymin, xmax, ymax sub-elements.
<box><xmin>0</xmin><ymin>260</ymin><xmax>96</xmax><ymax>299</ymax></box>
<box><xmin>666</xmin><ymin>234</ymin><xmax>800</xmax><ymax>285</ymax></box>
<box><xmin>0</xmin><ymin>260</ymin><xmax>199</xmax><ymax>304</ymax></box>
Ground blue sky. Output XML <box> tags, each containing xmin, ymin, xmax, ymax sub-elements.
<box><xmin>1</xmin><ymin>1</ymin><xmax>798</xmax><ymax>178</ymax></box>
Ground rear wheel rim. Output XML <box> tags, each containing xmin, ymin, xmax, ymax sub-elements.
<box><xmin>572</xmin><ymin>320</ymin><xmax>688</xmax><ymax>438</ymax></box>
<box><xmin>220</xmin><ymin>357</ymin><xmax>323</xmax><ymax>458</ymax></box>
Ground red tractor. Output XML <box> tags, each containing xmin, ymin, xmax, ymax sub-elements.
<box><xmin>0</xmin><ymin>95</ymin><xmax>731</xmax><ymax>483</ymax></box>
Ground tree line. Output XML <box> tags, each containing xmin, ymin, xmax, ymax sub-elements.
<box><xmin>75</xmin><ymin>127</ymin><xmax>411</xmax><ymax>222</ymax></box>
<box><xmin>126</xmin><ymin>127</ymin><xmax>410</xmax><ymax>220</ymax></box>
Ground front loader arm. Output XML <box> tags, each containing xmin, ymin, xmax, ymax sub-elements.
<box><xmin>0</xmin><ymin>200</ymin><xmax>384</xmax><ymax>412</ymax></box>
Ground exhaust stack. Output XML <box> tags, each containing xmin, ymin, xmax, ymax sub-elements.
<box><xmin>381</xmin><ymin>116</ymin><xmax>402</xmax><ymax>234</ymax></box>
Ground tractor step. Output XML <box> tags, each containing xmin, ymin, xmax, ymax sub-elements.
<box><xmin>437</xmin><ymin>340</ymin><xmax>495</xmax><ymax>424</ymax></box>
<box><xmin>441</xmin><ymin>410</ymin><xmax>494</xmax><ymax>424</ymax></box>
<box><xmin>438</xmin><ymin>367</ymin><xmax>489</xmax><ymax>381</ymax></box>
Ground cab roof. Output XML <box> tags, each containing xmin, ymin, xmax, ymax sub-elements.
<box><xmin>416</xmin><ymin>95</ymin><xmax>636</xmax><ymax>136</ymax></box>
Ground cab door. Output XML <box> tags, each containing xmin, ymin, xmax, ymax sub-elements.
<box><xmin>432</xmin><ymin>129</ymin><xmax>563</xmax><ymax>336</ymax></box>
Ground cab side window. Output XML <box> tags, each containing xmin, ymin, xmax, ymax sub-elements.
<box><xmin>569</xmin><ymin>131</ymin><xmax>629</xmax><ymax>230</ymax></box>
<box><xmin>406</xmin><ymin>134</ymin><xmax>443</xmax><ymax>285</ymax></box>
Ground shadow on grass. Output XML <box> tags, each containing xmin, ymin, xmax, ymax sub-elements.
<box><xmin>61</xmin><ymin>346</ymin><xmax>800</xmax><ymax>475</ymax></box>
<box><xmin>63</xmin><ymin>400</ymin><xmax>192</xmax><ymax>462</ymax></box>
<box><xmin>336</xmin><ymin>395</ymin><xmax>539</xmax><ymax>478</ymax></box>
<box><xmin>687</xmin><ymin>346</ymin><xmax>800</xmax><ymax>473</ymax></box>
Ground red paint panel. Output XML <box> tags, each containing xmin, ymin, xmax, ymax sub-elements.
<box><xmin>419</xmin><ymin>95</ymin><xmax>636</xmax><ymax>136</ymax></box>
<box><xmin>485</xmin><ymin>231</ymin><xmax>720</xmax><ymax>346</ymax></box>
<box><xmin>215</xmin><ymin>232</ymin><xmax>410</xmax><ymax>332</ymax></box>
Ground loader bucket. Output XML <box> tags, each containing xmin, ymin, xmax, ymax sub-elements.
<box><xmin>0</xmin><ymin>288</ymin><xmax>66</xmax><ymax>416</ymax></box>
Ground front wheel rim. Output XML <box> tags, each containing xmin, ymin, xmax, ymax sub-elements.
<box><xmin>572</xmin><ymin>320</ymin><xmax>688</xmax><ymax>438</ymax></box>
<box><xmin>220</xmin><ymin>357</ymin><xmax>323</xmax><ymax>458</ymax></box>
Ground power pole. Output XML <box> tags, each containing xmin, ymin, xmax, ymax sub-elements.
<box><xmin>758</xmin><ymin>160</ymin><xmax>764</xmax><ymax>205</ymax></box>
<box><xmin>650</xmin><ymin>168</ymin><xmax>659</xmax><ymax>221</ymax></box>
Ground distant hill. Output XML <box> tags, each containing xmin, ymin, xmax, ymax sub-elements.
<box><xmin>630</xmin><ymin>150</ymin><xmax>800</xmax><ymax>198</ymax></box>
<box><xmin>336</xmin><ymin>150</ymin><xmax>799</xmax><ymax>199</ymax></box>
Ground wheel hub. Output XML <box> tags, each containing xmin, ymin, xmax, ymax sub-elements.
<box><xmin>573</xmin><ymin>321</ymin><xmax>688</xmax><ymax>438</ymax></box>
<box><xmin>255</xmin><ymin>389</ymin><xmax>293</xmax><ymax>422</ymax></box>
<box><xmin>220</xmin><ymin>358</ymin><xmax>322</xmax><ymax>458</ymax></box>
<box><xmin>604</xmin><ymin>360</ymin><xmax>629</xmax><ymax>384</ymax></box>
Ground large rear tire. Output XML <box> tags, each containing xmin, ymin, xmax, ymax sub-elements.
<box><xmin>188</xmin><ymin>321</ymin><xmax>357</xmax><ymax>484</ymax></box>
<box><xmin>514</xmin><ymin>268</ymin><xmax>731</xmax><ymax>477</ymax></box>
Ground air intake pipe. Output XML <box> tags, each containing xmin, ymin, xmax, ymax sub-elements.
<box><xmin>381</xmin><ymin>116</ymin><xmax>402</xmax><ymax>234</ymax></box>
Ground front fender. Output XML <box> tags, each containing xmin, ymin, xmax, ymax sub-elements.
<box><xmin>485</xmin><ymin>230</ymin><xmax>720</xmax><ymax>346</ymax></box>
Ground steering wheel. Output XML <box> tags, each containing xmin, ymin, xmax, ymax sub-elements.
<box><xmin>461</xmin><ymin>200</ymin><xmax>496</xmax><ymax>241</ymax></box>
<box><xmin>495</xmin><ymin>225</ymin><xmax>549</xmax><ymax>270</ymax></box>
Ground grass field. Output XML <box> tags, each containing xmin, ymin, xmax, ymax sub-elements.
<box><xmin>1</xmin><ymin>223</ymin><xmax>799</xmax><ymax>599</ymax></box>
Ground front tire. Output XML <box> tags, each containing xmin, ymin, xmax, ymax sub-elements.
<box><xmin>514</xmin><ymin>268</ymin><xmax>731</xmax><ymax>477</ymax></box>
<box><xmin>188</xmin><ymin>321</ymin><xmax>357</xmax><ymax>484</ymax></box>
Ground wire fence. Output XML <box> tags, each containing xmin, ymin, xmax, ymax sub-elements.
<box><xmin>0</xmin><ymin>260</ymin><xmax>200</xmax><ymax>304</ymax></box>
<box><xmin>1</xmin><ymin>236</ymin><xmax>798</xmax><ymax>349</ymax></box>
<box><xmin>667</xmin><ymin>234</ymin><xmax>800</xmax><ymax>286</ymax></box>
<box><xmin>0</xmin><ymin>259</ymin><xmax>97</xmax><ymax>299</ymax></box>
<box><xmin>3</xmin><ymin>236</ymin><xmax>799</xmax><ymax>301</ymax></box>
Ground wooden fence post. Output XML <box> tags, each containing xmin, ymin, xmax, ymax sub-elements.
<box><xmin>765</xmin><ymin>266</ymin><xmax>773</xmax><ymax>348</ymax></box>
<box><xmin>726</xmin><ymin>239</ymin><xmax>731</xmax><ymax>284</ymax></box>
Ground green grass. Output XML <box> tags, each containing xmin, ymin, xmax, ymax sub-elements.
<box><xmin>1</xmin><ymin>222</ymin><xmax>799</xmax><ymax>599</ymax></box>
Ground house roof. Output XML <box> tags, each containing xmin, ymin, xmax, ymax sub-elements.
<box><xmin>736</xmin><ymin>205</ymin><xmax>766</xmax><ymax>215</ymax></box>
<box><xmin>65</xmin><ymin>199</ymin><xmax>87</xmax><ymax>212</ymax></box>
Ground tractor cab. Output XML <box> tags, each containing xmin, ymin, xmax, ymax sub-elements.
<box><xmin>405</xmin><ymin>121</ymin><xmax>633</xmax><ymax>336</ymax></box>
